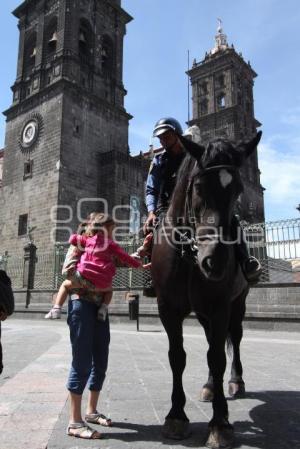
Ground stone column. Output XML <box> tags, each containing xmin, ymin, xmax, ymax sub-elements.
<box><xmin>23</xmin><ymin>243</ymin><xmax>37</xmax><ymax>308</ymax></box>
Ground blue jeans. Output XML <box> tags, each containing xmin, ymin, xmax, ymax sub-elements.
<box><xmin>67</xmin><ymin>298</ymin><xmax>110</xmax><ymax>395</ymax></box>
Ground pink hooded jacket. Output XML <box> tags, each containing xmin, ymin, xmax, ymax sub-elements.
<box><xmin>69</xmin><ymin>233</ymin><xmax>141</xmax><ymax>289</ymax></box>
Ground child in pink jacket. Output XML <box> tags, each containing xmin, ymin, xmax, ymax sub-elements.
<box><xmin>45</xmin><ymin>213</ymin><xmax>142</xmax><ymax>321</ymax></box>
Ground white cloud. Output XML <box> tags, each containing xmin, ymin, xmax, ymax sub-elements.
<box><xmin>281</xmin><ymin>106</ymin><xmax>300</xmax><ymax>126</ymax></box>
<box><xmin>258</xmin><ymin>139</ymin><xmax>300</xmax><ymax>219</ymax></box>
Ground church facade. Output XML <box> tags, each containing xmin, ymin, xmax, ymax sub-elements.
<box><xmin>187</xmin><ymin>21</ymin><xmax>264</xmax><ymax>223</ymax></box>
<box><xmin>0</xmin><ymin>4</ymin><xmax>264</xmax><ymax>260</ymax></box>
<box><xmin>0</xmin><ymin>0</ymin><xmax>147</xmax><ymax>255</ymax></box>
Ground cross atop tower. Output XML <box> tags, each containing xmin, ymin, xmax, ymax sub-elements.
<box><xmin>211</xmin><ymin>18</ymin><xmax>229</xmax><ymax>55</ymax></box>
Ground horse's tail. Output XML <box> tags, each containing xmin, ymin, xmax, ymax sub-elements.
<box><xmin>226</xmin><ymin>335</ymin><xmax>233</xmax><ymax>357</ymax></box>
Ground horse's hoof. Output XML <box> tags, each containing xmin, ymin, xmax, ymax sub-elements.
<box><xmin>200</xmin><ymin>386</ymin><xmax>214</xmax><ymax>402</ymax></box>
<box><xmin>228</xmin><ymin>381</ymin><xmax>245</xmax><ymax>398</ymax></box>
<box><xmin>206</xmin><ymin>425</ymin><xmax>234</xmax><ymax>449</ymax></box>
<box><xmin>162</xmin><ymin>418</ymin><xmax>191</xmax><ymax>440</ymax></box>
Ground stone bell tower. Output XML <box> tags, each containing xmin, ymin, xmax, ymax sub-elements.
<box><xmin>0</xmin><ymin>0</ymin><xmax>133</xmax><ymax>253</ymax></box>
<box><xmin>187</xmin><ymin>20</ymin><xmax>265</xmax><ymax>223</ymax></box>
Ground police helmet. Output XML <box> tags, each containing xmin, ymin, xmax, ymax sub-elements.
<box><xmin>152</xmin><ymin>117</ymin><xmax>183</xmax><ymax>138</ymax></box>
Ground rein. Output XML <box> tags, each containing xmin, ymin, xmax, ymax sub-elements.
<box><xmin>160</xmin><ymin>216</ymin><xmax>198</xmax><ymax>263</ymax></box>
<box><xmin>196</xmin><ymin>164</ymin><xmax>238</xmax><ymax>177</ymax></box>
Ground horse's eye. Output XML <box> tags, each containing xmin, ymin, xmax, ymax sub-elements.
<box><xmin>194</xmin><ymin>183</ymin><xmax>202</xmax><ymax>194</ymax></box>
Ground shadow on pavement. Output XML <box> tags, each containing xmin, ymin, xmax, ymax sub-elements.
<box><xmin>233</xmin><ymin>390</ymin><xmax>300</xmax><ymax>448</ymax></box>
<box><xmin>48</xmin><ymin>390</ymin><xmax>300</xmax><ymax>448</ymax></box>
<box><xmin>106</xmin><ymin>391</ymin><xmax>300</xmax><ymax>448</ymax></box>
<box><xmin>103</xmin><ymin>421</ymin><xmax>208</xmax><ymax>447</ymax></box>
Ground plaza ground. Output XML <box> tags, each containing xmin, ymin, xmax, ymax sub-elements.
<box><xmin>1</xmin><ymin>318</ymin><xmax>300</xmax><ymax>449</ymax></box>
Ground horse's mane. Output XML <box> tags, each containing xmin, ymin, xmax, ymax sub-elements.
<box><xmin>201</xmin><ymin>138</ymin><xmax>243</xmax><ymax>169</ymax></box>
<box><xmin>169</xmin><ymin>154</ymin><xmax>195</xmax><ymax>219</ymax></box>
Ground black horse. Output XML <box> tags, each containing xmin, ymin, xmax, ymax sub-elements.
<box><xmin>151</xmin><ymin>130</ymin><xmax>262</xmax><ymax>448</ymax></box>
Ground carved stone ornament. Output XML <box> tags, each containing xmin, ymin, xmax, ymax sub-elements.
<box><xmin>18</xmin><ymin>113</ymin><xmax>44</xmax><ymax>153</ymax></box>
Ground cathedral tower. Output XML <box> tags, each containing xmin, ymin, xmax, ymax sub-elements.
<box><xmin>187</xmin><ymin>21</ymin><xmax>264</xmax><ymax>223</ymax></box>
<box><xmin>0</xmin><ymin>0</ymin><xmax>133</xmax><ymax>253</ymax></box>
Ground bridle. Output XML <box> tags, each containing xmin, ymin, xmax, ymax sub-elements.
<box><xmin>177</xmin><ymin>163</ymin><xmax>238</xmax><ymax>258</ymax></box>
<box><xmin>185</xmin><ymin>162</ymin><xmax>238</xmax><ymax>228</ymax></box>
<box><xmin>159</xmin><ymin>162</ymin><xmax>239</xmax><ymax>263</ymax></box>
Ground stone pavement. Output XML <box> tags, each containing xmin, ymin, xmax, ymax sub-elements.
<box><xmin>1</xmin><ymin>318</ymin><xmax>300</xmax><ymax>449</ymax></box>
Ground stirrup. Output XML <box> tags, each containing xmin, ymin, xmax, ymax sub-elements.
<box><xmin>243</xmin><ymin>256</ymin><xmax>262</xmax><ymax>283</ymax></box>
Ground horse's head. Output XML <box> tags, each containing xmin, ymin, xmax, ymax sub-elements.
<box><xmin>177</xmin><ymin>130</ymin><xmax>262</xmax><ymax>281</ymax></box>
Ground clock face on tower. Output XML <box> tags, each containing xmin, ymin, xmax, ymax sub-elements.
<box><xmin>22</xmin><ymin>120</ymin><xmax>38</xmax><ymax>146</ymax></box>
<box><xmin>19</xmin><ymin>113</ymin><xmax>44</xmax><ymax>153</ymax></box>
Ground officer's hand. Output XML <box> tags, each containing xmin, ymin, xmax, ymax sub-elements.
<box><xmin>143</xmin><ymin>212</ymin><xmax>157</xmax><ymax>235</ymax></box>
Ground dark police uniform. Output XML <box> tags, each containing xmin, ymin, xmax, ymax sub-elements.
<box><xmin>146</xmin><ymin>151</ymin><xmax>186</xmax><ymax>215</ymax></box>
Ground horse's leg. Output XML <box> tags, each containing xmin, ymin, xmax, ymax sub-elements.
<box><xmin>206</xmin><ymin>311</ymin><xmax>234</xmax><ymax>449</ymax></box>
<box><xmin>159</xmin><ymin>306</ymin><xmax>190</xmax><ymax>440</ymax></box>
<box><xmin>228</xmin><ymin>292</ymin><xmax>247</xmax><ymax>398</ymax></box>
<box><xmin>197</xmin><ymin>315</ymin><xmax>214</xmax><ymax>401</ymax></box>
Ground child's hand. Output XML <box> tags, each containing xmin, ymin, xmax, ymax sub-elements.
<box><xmin>142</xmin><ymin>262</ymin><xmax>151</xmax><ymax>270</ymax></box>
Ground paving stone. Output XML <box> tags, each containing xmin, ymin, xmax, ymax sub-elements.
<box><xmin>1</xmin><ymin>318</ymin><xmax>300</xmax><ymax>449</ymax></box>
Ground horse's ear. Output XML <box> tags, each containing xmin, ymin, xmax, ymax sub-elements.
<box><xmin>240</xmin><ymin>131</ymin><xmax>262</xmax><ymax>158</ymax></box>
<box><xmin>178</xmin><ymin>134</ymin><xmax>205</xmax><ymax>160</ymax></box>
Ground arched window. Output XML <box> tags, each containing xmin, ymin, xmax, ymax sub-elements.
<box><xmin>217</xmin><ymin>93</ymin><xmax>225</xmax><ymax>109</ymax></box>
<box><xmin>216</xmin><ymin>74</ymin><xmax>225</xmax><ymax>88</ymax></box>
<box><xmin>23</xmin><ymin>31</ymin><xmax>37</xmax><ymax>74</ymax></box>
<box><xmin>44</xmin><ymin>17</ymin><xmax>58</xmax><ymax>58</ymax></box>
<box><xmin>101</xmin><ymin>35</ymin><xmax>114</xmax><ymax>75</ymax></box>
<box><xmin>199</xmin><ymin>81</ymin><xmax>208</xmax><ymax>95</ymax></box>
<box><xmin>78</xmin><ymin>19</ymin><xmax>94</xmax><ymax>64</ymax></box>
<box><xmin>200</xmin><ymin>98</ymin><xmax>208</xmax><ymax>115</ymax></box>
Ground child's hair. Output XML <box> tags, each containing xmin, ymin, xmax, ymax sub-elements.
<box><xmin>86</xmin><ymin>213</ymin><xmax>115</xmax><ymax>236</ymax></box>
<box><xmin>76</xmin><ymin>212</ymin><xmax>99</xmax><ymax>236</ymax></box>
<box><xmin>76</xmin><ymin>222</ymin><xmax>87</xmax><ymax>235</ymax></box>
<box><xmin>86</xmin><ymin>212</ymin><xmax>97</xmax><ymax>223</ymax></box>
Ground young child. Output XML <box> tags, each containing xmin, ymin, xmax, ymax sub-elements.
<box><xmin>45</xmin><ymin>219</ymin><xmax>89</xmax><ymax>320</ymax></box>
<box><xmin>45</xmin><ymin>213</ymin><xmax>142</xmax><ymax>321</ymax></box>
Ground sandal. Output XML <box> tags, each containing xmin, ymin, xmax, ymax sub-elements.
<box><xmin>85</xmin><ymin>412</ymin><xmax>112</xmax><ymax>427</ymax></box>
<box><xmin>67</xmin><ymin>422</ymin><xmax>102</xmax><ymax>439</ymax></box>
<box><xmin>45</xmin><ymin>306</ymin><xmax>62</xmax><ymax>319</ymax></box>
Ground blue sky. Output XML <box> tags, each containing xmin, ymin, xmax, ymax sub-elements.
<box><xmin>1</xmin><ymin>0</ymin><xmax>300</xmax><ymax>222</ymax></box>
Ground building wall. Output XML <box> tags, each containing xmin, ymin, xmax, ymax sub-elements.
<box><xmin>55</xmin><ymin>85</ymin><xmax>131</xmax><ymax>241</ymax></box>
<box><xmin>0</xmin><ymin>0</ymin><xmax>135</xmax><ymax>253</ymax></box>
<box><xmin>97</xmin><ymin>150</ymin><xmax>148</xmax><ymax>232</ymax></box>
<box><xmin>0</xmin><ymin>150</ymin><xmax>3</xmax><ymax>187</ymax></box>
<box><xmin>188</xmin><ymin>40</ymin><xmax>265</xmax><ymax>224</ymax></box>
<box><xmin>0</xmin><ymin>93</ymin><xmax>63</xmax><ymax>253</ymax></box>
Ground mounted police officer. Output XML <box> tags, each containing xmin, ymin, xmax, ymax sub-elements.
<box><xmin>144</xmin><ymin>117</ymin><xmax>185</xmax><ymax>233</ymax></box>
<box><xmin>137</xmin><ymin>117</ymin><xmax>261</xmax><ymax>295</ymax></box>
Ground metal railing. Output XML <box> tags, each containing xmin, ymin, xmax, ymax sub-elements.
<box><xmin>1</xmin><ymin>218</ymin><xmax>300</xmax><ymax>290</ymax></box>
<box><xmin>243</xmin><ymin>218</ymin><xmax>300</xmax><ymax>283</ymax></box>
<box><xmin>0</xmin><ymin>253</ymin><xmax>24</xmax><ymax>289</ymax></box>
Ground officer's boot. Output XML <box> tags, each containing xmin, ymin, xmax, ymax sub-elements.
<box><xmin>231</xmin><ymin>216</ymin><xmax>262</xmax><ymax>284</ymax></box>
